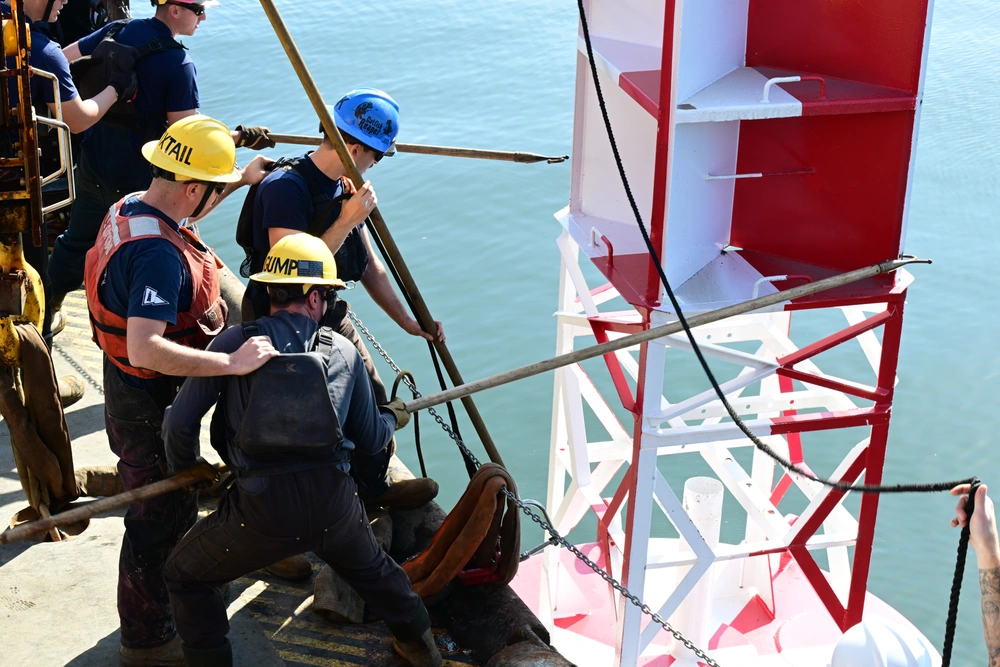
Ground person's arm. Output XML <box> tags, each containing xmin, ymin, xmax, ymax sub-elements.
<box><xmin>53</xmin><ymin>87</ymin><xmax>118</xmax><ymax>134</ymax></box>
<box><xmin>126</xmin><ymin>316</ymin><xmax>276</xmax><ymax>377</ymax></box>
<box><xmin>267</xmin><ymin>180</ymin><xmax>376</xmax><ymax>255</ymax></box>
<box><xmin>163</xmin><ymin>330</ymin><xmax>243</xmax><ymax>473</ymax></box>
<box><xmin>337</xmin><ymin>342</ymin><xmax>396</xmax><ymax>454</ymax></box>
<box><xmin>187</xmin><ymin>154</ymin><xmax>273</xmax><ymax>223</ymax></box>
<box><xmin>317</xmin><ymin>180</ymin><xmax>375</xmax><ymax>253</ymax></box>
<box><xmin>359</xmin><ymin>228</ymin><xmax>444</xmax><ymax>342</ymax></box>
<box><xmin>62</xmin><ymin>42</ymin><xmax>83</xmax><ymax>63</ymax></box>
<box><xmin>952</xmin><ymin>483</ymin><xmax>1000</xmax><ymax>665</ymax></box>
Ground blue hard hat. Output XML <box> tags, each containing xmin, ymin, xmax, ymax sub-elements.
<box><xmin>329</xmin><ymin>88</ymin><xmax>400</xmax><ymax>154</ymax></box>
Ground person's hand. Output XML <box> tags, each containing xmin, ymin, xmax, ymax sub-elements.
<box><xmin>952</xmin><ymin>484</ymin><xmax>1000</xmax><ymax>568</ymax></box>
<box><xmin>235</xmin><ymin>125</ymin><xmax>275</xmax><ymax>150</ymax></box>
<box><xmin>228</xmin><ymin>335</ymin><xmax>278</xmax><ymax>375</ymax></box>
<box><xmin>239</xmin><ymin>155</ymin><xmax>274</xmax><ymax>187</ymax></box>
<box><xmin>337</xmin><ymin>180</ymin><xmax>376</xmax><ymax>230</ymax></box>
<box><xmin>401</xmin><ymin>317</ymin><xmax>445</xmax><ymax>343</ymax></box>
<box><xmin>174</xmin><ymin>457</ymin><xmax>219</xmax><ymax>491</ymax></box>
<box><xmin>382</xmin><ymin>397</ymin><xmax>411</xmax><ymax>430</ymax></box>
<box><xmin>108</xmin><ymin>69</ymin><xmax>137</xmax><ymax>102</ymax></box>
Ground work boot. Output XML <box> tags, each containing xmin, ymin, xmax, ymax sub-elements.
<box><xmin>365</xmin><ymin>478</ymin><xmax>439</xmax><ymax>510</ymax></box>
<box><xmin>181</xmin><ymin>639</ymin><xmax>232</xmax><ymax>667</ymax></box>
<box><xmin>49</xmin><ymin>292</ymin><xmax>66</xmax><ymax>336</ymax></box>
<box><xmin>58</xmin><ymin>375</ymin><xmax>85</xmax><ymax>408</ymax></box>
<box><xmin>264</xmin><ymin>554</ymin><xmax>313</xmax><ymax>581</ymax></box>
<box><xmin>392</xmin><ymin>629</ymin><xmax>443</xmax><ymax>667</ymax></box>
<box><xmin>119</xmin><ymin>635</ymin><xmax>184</xmax><ymax>667</ymax></box>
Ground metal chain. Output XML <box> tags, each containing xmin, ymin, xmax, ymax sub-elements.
<box><xmin>52</xmin><ymin>342</ymin><xmax>104</xmax><ymax>395</ymax></box>
<box><xmin>345</xmin><ymin>308</ymin><xmax>721</xmax><ymax>667</ymax></box>
<box><xmin>347</xmin><ymin>309</ymin><xmax>483</xmax><ymax>468</ymax></box>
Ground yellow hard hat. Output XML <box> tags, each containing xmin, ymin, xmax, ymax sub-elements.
<box><xmin>250</xmin><ymin>234</ymin><xmax>346</xmax><ymax>290</ymax></box>
<box><xmin>141</xmin><ymin>115</ymin><xmax>242</xmax><ymax>183</ymax></box>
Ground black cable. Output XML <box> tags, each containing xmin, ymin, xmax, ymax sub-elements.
<box><xmin>575</xmin><ymin>0</ymin><xmax>974</xmax><ymax>496</ymax></box>
<box><xmin>942</xmin><ymin>479</ymin><xmax>980</xmax><ymax>667</ymax></box>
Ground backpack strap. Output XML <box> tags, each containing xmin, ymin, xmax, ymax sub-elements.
<box><xmin>134</xmin><ymin>34</ymin><xmax>186</xmax><ymax>58</ymax></box>
<box><xmin>314</xmin><ymin>326</ymin><xmax>336</xmax><ymax>363</ymax></box>
<box><xmin>241</xmin><ymin>323</ymin><xmax>261</xmax><ymax>339</ymax></box>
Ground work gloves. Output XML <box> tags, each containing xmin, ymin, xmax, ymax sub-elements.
<box><xmin>89</xmin><ymin>38</ymin><xmax>138</xmax><ymax>102</ymax></box>
<box><xmin>235</xmin><ymin>125</ymin><xmax>276</xmax><ymax>150</ymax></box>
<box><xmin>175</xmin><ymin>457</ymin><xmax>220</xmax><ymax>491</ymax></box>
<box><xmin>109</xmin><ymin>70</ymin><xmax>138</xmax><ymax>103</ymax></box>
<box><xmin>383</xmin><ymin>398</ymin><xmax>411</xmax><ymax>431</ymax></box>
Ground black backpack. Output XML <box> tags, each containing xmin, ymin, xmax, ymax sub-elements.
<box><xmin>69</xmin><ymin>20</ymin><xmax>185</xmax><ymax>135</ymax></box>
<box><xmin>234</xmin><ymin>156</ymin><xmax>369</xmax><ymax>282</ymax></box>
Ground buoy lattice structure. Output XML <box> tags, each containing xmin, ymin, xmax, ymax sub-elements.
<box><xmin>510</xmin><ymin>0</ymin><xmax>940</xmax><ymax>664</ymax></box>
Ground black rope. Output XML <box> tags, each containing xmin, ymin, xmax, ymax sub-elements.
<box><xmin>575</xmin><ymin>0</ymin><xmax>972</xmax><ymax>496</ymax></box>
<box><xmin>364</xmin><ymin>219</ymin><xmax>476</xmax><ymax>475</ymax></box>
<box><xmin>942</xmin><ymin>479</ymin><xmax>980</xmax><ymax>666</ymax></box>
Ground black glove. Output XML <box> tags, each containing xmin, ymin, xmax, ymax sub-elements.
<box><xmin>235</xmin><ymin>125</ymin><xmax>275</xmax><ymax>150</ymax></box>
<box><xmin>174</xmin><ymin>457</ymin><xmax>220</xmax><ymax>491</ymax></box>
<box><xmin>109</xmin><ymin>69</ymin><xmax>138</xmax><ymax>102</ymax></box>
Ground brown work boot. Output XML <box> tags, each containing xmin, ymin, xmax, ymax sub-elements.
<box><xmin>119</xmin><ymin>635</ymin><xmax>184</xmax><ymax>666</ymax></box>
<box><xmin>365</xmin><ymin>478</ymin><xmax>439</xmax><ymax>510</ymax></box>
<box><xmin>58</xmin><ymin>375</ymin><xmax>85</xmax><ymax>408</ymax></box>
<box><xmin>264</xmin><ymin>554</ymin><xmax>313</xmax><ymax>581</ymax></box>
<box><xmin>392</xmin><ymin>629</ymin><xmax>443</xmax><ymax>667</ymax></box>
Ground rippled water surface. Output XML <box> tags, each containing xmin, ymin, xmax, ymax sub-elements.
<box><xmin>176</xmin><ymin>0</ymin><xmax>999</xmax><ymax>662</ymax></box>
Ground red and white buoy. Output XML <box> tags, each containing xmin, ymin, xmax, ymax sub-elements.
<box><xmin>512</xmin><ymin>0</ymin><xmax>939</xmax><ymax>664</ymax></box>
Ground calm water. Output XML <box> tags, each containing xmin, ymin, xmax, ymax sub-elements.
<box><xmin>175</xmin><ymin>0</ymin><xmax>997</xmax><ymax>662</ymax></box>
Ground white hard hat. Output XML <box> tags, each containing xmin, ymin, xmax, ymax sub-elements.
<box><xmin>831</xmin><ymin>618</ymin><xmax>940</xmax><ymax>667</ymax></box>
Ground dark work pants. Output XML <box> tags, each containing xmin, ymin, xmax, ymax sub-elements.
<box><xmin>49</xmin><ymin>161</ymin><xmax>109</xmax><ymax>295</ymax></box>
<box><xmin>164</xmin><ymin>466</ymin><xmax>428</xmax><ymax>651</ymax></box>
<box><xmin>242</xmin><ymin>289</ymin><xmax>393</xmax><ymax>499</ymax></box>
<box><xmin>104</xmin><ymin>358</ymin><xmax>196</xmax><ymax>649</ymax></box>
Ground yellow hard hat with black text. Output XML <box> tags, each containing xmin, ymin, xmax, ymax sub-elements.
<box><xmin>251</xmin><ymin>234</ymin><xmax>346</xmax><ymax>290</ymax></box>
<box><xmin>141</xmin><ymin>115</ymin><xmax>242</xmax><ymax>183</ymax></box>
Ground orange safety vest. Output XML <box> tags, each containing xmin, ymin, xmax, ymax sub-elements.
<box><xmin>84</xmin><ymin>195</ymin><xmax>228</xmax><ymax>379</ymax></box>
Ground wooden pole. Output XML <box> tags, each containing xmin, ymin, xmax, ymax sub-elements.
<box><xmin>0</xmin><ymin>467</ymin><xmax>226</xmax><ymax>546</ymax></box>
<box><xmin>257</xmin><ymin>0</ymin><xmax>504</xmax><ymax>466</ymax></box>
<box><xmin>267</xmin><ymin>133</ymin><xmax>568</xmax><ymax>164</ymax></box>
<box><xmin>404</xmin><ymin>258</ymin><xmax>930</xmax><ymax>413</ymax></box>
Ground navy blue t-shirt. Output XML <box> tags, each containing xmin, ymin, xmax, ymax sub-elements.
<box><xmin>249</xmin><ymin>154</ymin><xmax>350</xmax><ymax>275</ymax></box>
<box><xmin>77</xmin><ymin>18</ymin><xmax>198</xmax><ymax>189</ymax></box>
<box><xmin>97</xmin><ymin>196</ymin><xmax>193</xmax><ymax>388</ymax></box>
<box><xmin>78</xmin><ymin>17</ymin><xmax>198</xmax><ymax>124</ymax></box>
<box><xmin>28</xmin><ymin>22</ymin><xmax>78</xmax><ymax>107</ymax></box>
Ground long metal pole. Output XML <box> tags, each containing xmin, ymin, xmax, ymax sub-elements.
<box><xmin>267</xmin><ymin>133</ymin><xmax>568</xmax><ymax>164</ymax></box>
<box><xmin>257</xmin><ymin>0</ymin><xmax>504</xmax><ymax>466</ymax></box>
<box><xmin>405</xmin><ymin>258</ymin><xmax>929</xmax><ymax>413</ymax></box>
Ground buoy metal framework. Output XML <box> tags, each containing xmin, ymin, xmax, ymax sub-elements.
<box><xmin>512</xmin><ymin>0</ymin><xmax>940</xmax><ymax>664</ymax></box>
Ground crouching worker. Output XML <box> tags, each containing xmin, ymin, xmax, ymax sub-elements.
<box><xmin>85</xmin><ymin>114</ymin><xmax>278</xmax><ymax>666</ymax></box>
<box><xmin>162</xmin><ymin>234</ymin><xmax>442</xmax><ymax>667</ymax></box>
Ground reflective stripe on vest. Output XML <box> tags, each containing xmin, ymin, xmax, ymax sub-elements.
<box><xmin>84</xmin><ymin>194</ymin><xmax>228</xmax><ymax>379</ymax></box>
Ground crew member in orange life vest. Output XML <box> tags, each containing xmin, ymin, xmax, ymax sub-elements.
<box><xmin>84</xmin><ymin>115</ymin><xmax>278</xmax><ymax>667</ymax></box>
